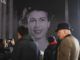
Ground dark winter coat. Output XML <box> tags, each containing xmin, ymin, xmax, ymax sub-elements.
<box><xmin>44</xmin><ymin>40</ymin><xmax>58</xmax><ymax>60</ymax></box>
<box><xmin>12</xmin><ymin>35</ymin><xmax>40</xmax><ymax>60</ymax></box>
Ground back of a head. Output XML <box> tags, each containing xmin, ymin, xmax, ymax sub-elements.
<box><xmin>18</xmin><ymin>26</ymin><xmax>28</xmax><ymax>36</ymax></box>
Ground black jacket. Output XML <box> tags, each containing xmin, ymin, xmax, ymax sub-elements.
<box><xmin>44</xmin><ymin>43</ymin><xmax>58</xmax><ymax>60</ymax></box>
<box><xmin>12</xmin><ymin>35</ymin><xmax>40</xmax><ymax>60</ymax></box>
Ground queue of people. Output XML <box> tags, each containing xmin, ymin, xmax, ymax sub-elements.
<box><xmin>0</xmin><ymin>7</ymin><xmax>80</xmax><ymax>60</ymax></box>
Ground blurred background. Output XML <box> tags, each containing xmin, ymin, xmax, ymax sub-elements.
<box><xmin>0</xmin><ymin>0</ymin><xmax>80</xmax><ymax>42</ymax></box>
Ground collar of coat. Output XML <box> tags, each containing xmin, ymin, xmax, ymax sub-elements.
<box><xmin>64</xmin><ymin>34</ymin><xmax>71</xmax><ymax>39</ymax></box>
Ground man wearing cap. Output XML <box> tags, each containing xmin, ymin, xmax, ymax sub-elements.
<box><xmin>55</xmin><ymin>22</ymin><xmax>79</xmax><ymax>60</ymax></box>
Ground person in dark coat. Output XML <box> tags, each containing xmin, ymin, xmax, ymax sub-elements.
<box><xmin>12</xmin><ymin>26</ymin><xmax>40</xmax><ymax>60</ymax></box>
<box><xmin>43</xmin><ymin>36</ymin><xmax>58</xmax><ymax>60</ymax></box>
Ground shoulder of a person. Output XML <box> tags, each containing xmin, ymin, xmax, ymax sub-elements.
<box><xmin>65</xmin><ymin>35</ymin><xmax>79</xmax><ymax>43</ymax></box>
<box><xmin>62</xmin><ymin>35</ymin><xmax>79</xmax><ymax>47</ymax></box>
<box><xmin>59</xmin><ymin>36</ymin><xmax>72</xmax><ymax>47</ymax></box>
<box><xmin>63</xmin><ymin>35</ymin><xmax>74</xmax><ymax>42</ymax></box>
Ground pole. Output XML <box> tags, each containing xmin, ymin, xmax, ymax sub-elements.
<box><xmin>65</xmin><ymin>0</ymin><xmax>69</xmax><ymax>23</ymax></box>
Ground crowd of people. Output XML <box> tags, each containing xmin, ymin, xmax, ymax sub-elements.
<box><xmin>0</xmin><ymin>7</ymin><xmax>80</xmax><ymax>60</ymax></box>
